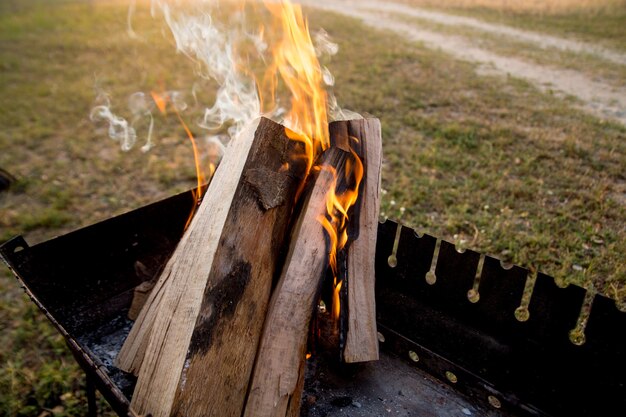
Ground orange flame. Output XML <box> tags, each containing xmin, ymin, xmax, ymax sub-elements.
<box><xmin>261</xmin><ymin>2</ymin><xmax>363</xmax><ymax>321</ymax></box>
<box><xmin>318</xmin><ymin>146</ymin><xmax>364</xmax><ymax>320</ymax></box>
<box><xmin>150</xmin><ymin>90</ymin><xmax>207</xmax><ymax>230</ymax></box>
<box><xmin>262</xmin><ymin>0</ymin><xmax>329</xmax><ymax>174</ymax></box>
<box><xmin>150</xmin><ymin>2</ymin><xmax>362</xmax><ymax>321</ymax></box>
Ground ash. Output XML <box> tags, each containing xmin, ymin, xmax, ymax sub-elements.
<box><xmin>72</xmin><ymin>315</ymin><xmax>499</xmax><ymax>416</ymax></box>
<box><xmin>301</xmin><ymin>351</ymin><xmax>497</xmax><ymax>417</ymax></box>
<box><xmin>76</xmin><ymin>314</ymin><xmax>137</xmax><ymax>398</ymax></box>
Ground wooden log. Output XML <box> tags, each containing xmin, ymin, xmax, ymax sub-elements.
<box><xmin>124</xmin><ymin>117</ymin><xmax>307</xmax><ymax>417</ymax></box>
<box><xmin>127</xmin><ymin>280</ymin><xmax>155</xmax><ymax>321</ymax></box>
<box><xmin>243</xmin><ymin>147</ymin><xmax>350</xmax><ymax>417</ymax></box>
<box><xmin>330</xmin><ymin>119</ymin><xmax>382</xmax><ymax>363</ymax></box>
<box><xmin>285</xmin><ymin>353</ymin><xmax>307</xmax><ymax>417</ymax></box>
<box><xmin>116</xmin><ymin>263</ymin><xmax>167</xmax><ymax>373</ymax></box>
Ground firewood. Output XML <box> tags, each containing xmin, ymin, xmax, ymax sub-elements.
<box><xmin>243</xmin><ymin>146</ymin><xmax>352</xmax><ymax>417</ymax></box>
<box><xmin>116</xmin><ymin>266</ymin><xmax>166</xmax><ymax>373</ymax></box>
<box><xmin>285</xmin><ymin>357</ymin><xmax>307</xmax><ymax>417</ymax></box>
<box><xmin>127</xmin><ymin>280</ymin><xmax>156</xmax><ymax>321</ymax></box>
<box><xmin>123</xmin><ymin>118</ymin><xmax>307</xmax><ymax>417</ymax></box>
<box><xmin>331</xmin><ymin>119</ymin><xmax>382</xmax><ymax>363</ymax></box>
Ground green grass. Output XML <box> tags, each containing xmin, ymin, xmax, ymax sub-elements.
<box><xmin>417</xmin><ymin>3</ymin><xmax>626</xmax><ymax>52</ymax></box>
<box><xmin>315</xmin><ymin>9</ymin><xmax>625</xmax><ymax>293</ymax></box>
<box><xmin>0</xmin><ymin>1</ymin><xmax>214</xmax><ymax>415</ymax></box>
<box><xmin>383</xmin><ymin>10</ymin><xmax>626</xmax><ymax>88</ymax></box>
<box><xmin>0</xmin><ymin>300</ymin><xmax>89</xmax><ymax>416</ymax></box>
<box><xmin>1</xmin><ymin>0</ymin><xmax>625</xmax><ymax>415</ymax></box>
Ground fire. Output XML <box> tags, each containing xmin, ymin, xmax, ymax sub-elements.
<box><xmin>110</xmin><ymin>0</ymin><xmax>361</xmax><ymax>319</ymax></box>
<box><xmin>259</xmin><ymin>1</ymin><xmax>362</xmax><ymax>320</ymax></box>
<box><xmin>262</xmin><ymin>1</ymin><xmax>363</xmax><ymax>321</ymax></box>
<box><xmin>318</xmin><ymin>147</ymin><xmax>364</xmax><ymax>320</ymax></box>
<box><xmin>261</xmin><ymin>0</ymin><xmax>330</xmax><ymax>174</ymax></box>
<box><xmin>150</xmin><ymin>90</ymin><xmax>208</xmax><ymax>229</ymax></box>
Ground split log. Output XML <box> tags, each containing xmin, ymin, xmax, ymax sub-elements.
<box><xmin>122</xmin><ymin>117</ymin><xmax>307</xmax><ymax>417</ymax></box>
<box><xmin>331</xmin><ymin>119</ymin><xmax>383</xmax><ymax>363</ymax></box>
<box><xmin>127</xmin><ymin>280</ymin><xmax>156</xmax><ymax>321</ymax></box>
<box><xmin>243</xmin><ymin>147</ymin><xmax>351</xmax><ymax>417</ymax></box>
<box><xmin>116</xmin><ymin>264</ymin><xmax>166</xmax><ymax>373</ymax></box>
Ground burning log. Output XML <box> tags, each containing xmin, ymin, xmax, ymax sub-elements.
<box><xmin>243</xmin><ymin>146</ymin><xmax>352</xmax><ymax>417</ymax></box>
<box><xmin>119</xmin><ymin>117</ymin><xmax>308</xmax><ymax>417</ymax></box>
<box><xmin>117</xmin><ymin>117</ymin><xmax>383</xmax><ymax>417</ymax></box>
<box><xmin>243</xmin><ymin>119</ymin><xmax>381</xmax><ymax>416</ymax></box>
<box><xmin>331</xmin><ymin>119</ymin><xmax>383</xmax><ymax>363</ymax></box>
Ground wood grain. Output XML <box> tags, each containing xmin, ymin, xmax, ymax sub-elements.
<box><xmin>330</xmin><ymin>119</ymin><xmax>382</xmax><ymax>363</ymax></box>
<box><xmin>126</xmin><ymin>118</ymin><xmax>307</xmax><ymax>417</ymax></box>
<box><xmin>243</xmin><ymin>147</ymin><xmax>350</xmax><ymax>417</ymax></box>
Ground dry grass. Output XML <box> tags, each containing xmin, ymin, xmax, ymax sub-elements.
<box><xmin>386</xmin><ymin>10</ymin><xmax>626</xmax><ymax>88</ymax></box>
<box><xmin>399</xmin><ymin>0</ymin><xmax>626</xmax><ymax>51</ymax></box>
<box><xmin>404</xmin><ymin>0</ymin><xmax>626</xmax><ymax>14</ymax></box>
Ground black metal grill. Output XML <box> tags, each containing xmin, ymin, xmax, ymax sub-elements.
<box><xmin>1</xmin><ymin>188</ymin><xmax>624</xmax><ymax>417</ymax></box>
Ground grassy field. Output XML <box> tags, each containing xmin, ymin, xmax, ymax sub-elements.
<box><xmin>404</xmin><ymin>0</ymin><xmax>626</xmax><ymax>13</ymax></box>
<box><xmin>404</xmin><ymin>0</ymin><xmax>626</xmax><ymax>51</ymax></box>
<box><xmin>1</xmin><ymin>0</ymin><xmax>625</xmax><ymax>415</ymax></box>
<box><xmin>386</xmin><ymin>10</ymin><xmax>626</xmax><ymax>88</ymax></box>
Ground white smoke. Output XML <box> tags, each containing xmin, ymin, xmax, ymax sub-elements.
<box><xmin>91</xmin><ymin>0</ymin><xmax>353</xmax><ymax>151</ymax></box>
<box><xmin>90</xmin><ymin>88</ymin><xmax>164</xmax><ymax>153</ymax></box>
<box><xmin>155</xmin><ymin>0</ymin><xmax>262</xmax><ymax>140</ymax></box>
<box><xmin>128</xmin><ymin>92</ymin><xmax>156</xmax><ymax>152</ymax></box>
<box><xmin>90</xmin><ymin>90</ymin><xmax>138</xmax><ymax>152</ymax></box>
<box><xmin>314</xmin><ymin>29</ymin><xmax>339</xmax><ymax>57</ymax></box>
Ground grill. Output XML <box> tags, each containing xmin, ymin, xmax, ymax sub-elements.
<box><xmin>1</xmin><ymin>188</ymin><xmax>624</xmax><ymax>417</ymax></box>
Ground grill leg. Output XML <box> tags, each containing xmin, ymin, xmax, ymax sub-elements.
<box><xmin>86</xmin><ymin>374</ymin><xmax>98</xmax><ymax>417</ymax></box>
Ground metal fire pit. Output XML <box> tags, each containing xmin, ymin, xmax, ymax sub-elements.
<box><xmin>1</xmin><ymin>188</ymin><xmax>624</xmax><ymax>417</ymax></box>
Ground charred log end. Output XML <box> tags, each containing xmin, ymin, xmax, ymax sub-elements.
<box><xmin>245</xmin><ymin>168</ymin><xmax>289</xmax><ymax>211</ymax></box>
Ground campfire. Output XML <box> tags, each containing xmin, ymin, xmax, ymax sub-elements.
<box><xmin>115</xmin><ymin>116</ymin><xmax>381</xmax><ymax>417</ymax></box>
<box><xmin>3</xmin><ymin>1</ymin><xmax>624</xmax><ymax>417</ymax></box>
<box><xmin>92</xmin><ymin>1</ymin><xmax>384</xmax><ymax>416</ymax></box>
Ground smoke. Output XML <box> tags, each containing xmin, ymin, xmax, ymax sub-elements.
<box><xmin>91</xmin><ymin>0</ymin><xmax>353</xmax><ymax>151</ymax></box>
<box><xmin>314</xmin><ymin>28</ymin><xmax>339</xmax><ymax>89</ymax></box>
<box><xmin>90</xmin><ymin>88</ymin><xmax>164</xmax><ymax>153</ymax></box>
<box><xmin>90</xmin><ymin>90</ymin><xmax>138</xmax><ymax>152</ymax></box>
<box><xmin>128</xmin><ymin>92</ymin><xmax>156</xmax><ymax>152</ymax></box>
<box><xmin>155</xmin><ymin>0</ymin><xmax>262</xmax><ymax>140</ymax></box>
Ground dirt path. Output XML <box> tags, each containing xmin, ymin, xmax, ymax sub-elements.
<box><xmin>300</xmin><ymin>0</ymin><xmax>626</xmax><ymax>126</ymax></box>
<box><xmin>351</xmin><ymin>1</ymin><xmax>626</xmax><ymax>66</ymax></box>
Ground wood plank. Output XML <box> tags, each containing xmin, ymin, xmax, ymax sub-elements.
<box><xmin>116</xmin><ymin>268</ymin><xmax>166</xmax><ymax>374</ymax></box>
<box><xmin>243</xmin><ymin>147</ymin><xmax>350</xmax><ymax>417</ymax></box>
<box><xmin>126</xmin><ymin>118</ymin><xmax>307</xmax><ymax>417</ymax></box>
<box><xmin>330</xmin><ymin>119</ymin><xmax>382</xmax><ymax>363</ymax></box>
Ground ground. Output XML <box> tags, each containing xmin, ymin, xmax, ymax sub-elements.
<box><xmin>0</xmin><ymin>0</ymin><xmax>625</xmax><ymax>415</ymax></box>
